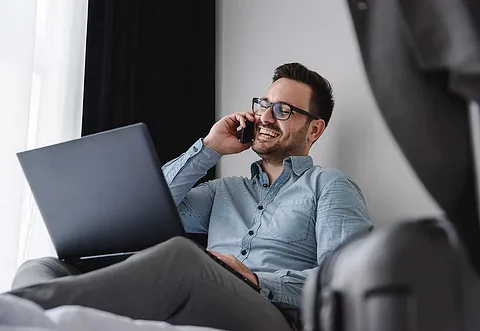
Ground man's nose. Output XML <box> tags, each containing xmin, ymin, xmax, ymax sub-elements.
<box><xmin>260</xmin><ymin>107</ymin><xmax>276</xmax><ymax>124</ymax></box>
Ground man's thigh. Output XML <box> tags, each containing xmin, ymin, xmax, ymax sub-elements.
<box><xmin>8</xmin><ymin>237</ymin><xmax>292</xmax><ymax>331</ymax></box>
<box><xmin>130</xmin><ymin>237</ymin><xmax>293</xmax><ymax>331</ymax></box>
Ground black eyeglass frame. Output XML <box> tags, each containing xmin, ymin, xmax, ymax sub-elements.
<box><xmin>252</xmin><ymin>97</ymin><xmax>320</xmax><ymax>121</ymax></box>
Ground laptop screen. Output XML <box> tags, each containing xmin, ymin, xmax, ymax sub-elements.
<box><xmin>17</xmin><ymin>123</ymin><xmax>186</xmax><ymax>260</ymax></box>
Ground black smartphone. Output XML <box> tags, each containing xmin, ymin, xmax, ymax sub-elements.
<box><xmin>239</xmin><ymin>120</ymin><xmax>255</xmax><ymax>144</ymax></box>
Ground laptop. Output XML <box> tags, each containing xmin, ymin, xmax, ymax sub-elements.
<box><xmin>17</xmin><ymin>123</ymin><xmax>260</xmax><ymax>292</ymax></box>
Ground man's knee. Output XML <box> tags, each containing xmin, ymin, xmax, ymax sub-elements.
<box><xmin>134</xmin><ymin>236</ymin><xmax>201</xmax><ymax>262</ymax></box>
<box><xmin>163</xmin><ymin>236</ymin><xmax>203</xmax><ymax>258</ymax></box>
<box><xmin>167</xmin><ymin>236</ymin><xmax>190</xmax><ymax>245</ymax></box>
<box><xmin>11</xmin><ymin>257</ymin><xmax>80</xmax><ymax>290</ymax></box>
<box><xmin>167</xmin><ymin>236</ymin><xmax>197</xmax><ymax>249</ymax></box>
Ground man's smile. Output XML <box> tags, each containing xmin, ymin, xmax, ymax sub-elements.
<box><xmin>257</xmin><ymin>127</ymin><xmax>280</xmax><ymax>140</ymax></box>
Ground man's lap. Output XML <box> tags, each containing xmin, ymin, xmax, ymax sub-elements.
<box><xmin>7</xmin><ymin>237</ymin><xmax>292</xmax><ymax>331</ymax></box>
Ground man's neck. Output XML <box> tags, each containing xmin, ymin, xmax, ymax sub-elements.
<box><xmin>260</xmin><ymin>160</ymin><xmax>284</xmax><ymax>184</ymax></box>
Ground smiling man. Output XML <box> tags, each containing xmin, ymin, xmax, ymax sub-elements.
<box><xmin>9</xmin><ymin>63</ymin><xmax>372</xmax><ymax>331</ymax></box>
<box><xmin>163</xmin><ymin>62</ymin><xmax>373</xmax><ymax>329</ymax></box>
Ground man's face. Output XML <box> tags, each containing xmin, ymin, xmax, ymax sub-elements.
<box><xmin>252</xmin><ymin>78</ymin><xmax>314</xmax><ymax>164</ymax></box>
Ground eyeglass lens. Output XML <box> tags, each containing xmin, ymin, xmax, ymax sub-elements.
<box><xmin>253</xmin><ymin>100</ymin><xmax>291</xmax><ymax>120</ymax></box>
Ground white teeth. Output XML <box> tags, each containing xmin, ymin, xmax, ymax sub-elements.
<box><xmin>259</xmin><ymin>128</ymin><xmax>279</xmax><ymax>138</ymax></box>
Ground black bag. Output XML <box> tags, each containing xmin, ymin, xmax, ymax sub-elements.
<box><xmin>302</xmin><ymin>219</ymin><xmax>480</xmax><ymax>331</ymax></box>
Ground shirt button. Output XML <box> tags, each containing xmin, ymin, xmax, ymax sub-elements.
<box><xmin>193</xmin><ymin>146</ymin><xmax>198</xmax><ymax>152</ymax></box>
<box><xmin>258</xmin><ymin>205</ymin><xmax>264</xmax><ymax>210</ymax></box>
<box><xmin>248</xmin><ymin>230</ymin><xmax>254</xmax><ymax>235</ymax></box>
<box><xmin>263</xmin><ymin>183</ymin><xmax>268</xmax><ymax>188</ymax></box>
<box><xmin>241</xmin><ymin>250</ymin><xmax>247</xmax><ymax>255</ymax></box>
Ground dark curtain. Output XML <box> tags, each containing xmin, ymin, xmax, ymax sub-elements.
<box><xmin>346</xmin><ymin>0</ymin><xmax>480</xmax><ymax>272</ymax></box>
<box><xmin>82</xmin><ymin>0</ymin><xmax>216</xmax><ymax>182</ymax></box>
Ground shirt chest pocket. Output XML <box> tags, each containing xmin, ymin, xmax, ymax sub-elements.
<box><xmin>267</xmin><ymin>199</ymin><xmax>315</xmax><ymax>243</ymax></box>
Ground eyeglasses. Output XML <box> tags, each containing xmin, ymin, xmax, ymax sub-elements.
<box><xmin>252</xmin><ymin>97</ymin><xmax>320</xmax><ymax>121</ymax></box>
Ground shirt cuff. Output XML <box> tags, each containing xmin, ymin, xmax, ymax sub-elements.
<box><xmin>255</xmin><ymin>271</ymin><xmax>283</xmax><ymax>303</ymax></box>
<box><xmin>186</xmin><ymin>139</ymin><xmax>221</xmax><ymax>170</ymax></box>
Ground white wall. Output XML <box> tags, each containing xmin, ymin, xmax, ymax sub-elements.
<box><xmin>216</xmin><ymin>0</ymin><xmax>444</xmax><ymax>226</ymax></box>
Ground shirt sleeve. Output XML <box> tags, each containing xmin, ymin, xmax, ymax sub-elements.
<box><xmin>255</xmin><ymin>175</ymin><xmax>373</xmax><ymax>308</ymax></box>
<box><xmin>161</xmin><ymin>139</ymin><xmax>221</xmax><ymax>234</ymax></box>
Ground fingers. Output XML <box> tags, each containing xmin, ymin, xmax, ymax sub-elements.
<box><xmin>245</xmin><ymin>112</ymin><xmax>255</xmax><ymax>122</ymax></box>
<box><xmin>226</xmin><ymin>111</ymin><xmax>255</xmax><ymax>128</ymax></box>
<box><xmin>207</xmin><ymin>250</ymin><xmax>225</xmax><ymax>260</ymax></box>
<box><xmin>234</xmin><ymin>113</ymin><xmax>243</xmax><ymax>128</ymax></box>
<box><xmin>208</xmin><ymin>251</ymin><xmax>233</xmax><ymax>260</ymax></box>
<box><xmin>208</xmin><ymin>251</ymin><xmax>235</xmax><ymax>264</ymax></box>
<box><xmin>209</xmin><ymin>251</ymin><xmax>233</xmax><ymax>267</ymax></box>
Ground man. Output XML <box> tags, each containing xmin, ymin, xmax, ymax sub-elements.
<box><xmin>8</xmin><ymin>63</ymin><xmax>372</xmax><ymax>331</ymax></box>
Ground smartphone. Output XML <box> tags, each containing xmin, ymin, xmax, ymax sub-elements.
<box><xmin>239</xmin><ymin>120</ymin><xmax>255</xmax><ymax>144</ymax></box>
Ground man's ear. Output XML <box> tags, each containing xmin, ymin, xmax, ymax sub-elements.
<box><xmin>309</xmin><ymin>119</ymin><xmax>326</xmax><ymax>143</ymax></box>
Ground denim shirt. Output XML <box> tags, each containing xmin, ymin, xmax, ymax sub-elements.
<box><xmin>162</xmin><ymin>139</ymin><xmax>373</xmax><ymax>309</ymax></box>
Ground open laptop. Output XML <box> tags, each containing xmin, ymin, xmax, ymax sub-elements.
<box><xmin>16</xmin><ymin>123</ymin><xmax>260</xmax><ymax>292</ymax></box>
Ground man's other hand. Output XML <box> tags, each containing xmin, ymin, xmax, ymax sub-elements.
<box><xmin>208</xmin><ymin>250</ymin><xmax>259</xmax><ymax>287</ymax></box>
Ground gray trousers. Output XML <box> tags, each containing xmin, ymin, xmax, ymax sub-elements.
<box><xmin>7</xmin><ymin>237</ymin><xmax>294</xmax><ymax>331</ymax></box>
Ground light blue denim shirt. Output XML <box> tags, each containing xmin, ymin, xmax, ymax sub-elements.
<box><xmin>162</xmin><ymin>139</ymin><xmax>373</xmax><ymax>309</ymax></box>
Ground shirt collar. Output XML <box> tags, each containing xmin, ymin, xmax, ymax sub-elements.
<box><xmin>250</xmin><ymin>156</ymin><xmax>314</xmax><ymax>178</ymax></box>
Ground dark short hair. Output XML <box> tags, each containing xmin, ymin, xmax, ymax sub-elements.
<box><xmin>272</xmin><ymin>62</ymin><xmax>334</xmax><ymax>126</ymax></box>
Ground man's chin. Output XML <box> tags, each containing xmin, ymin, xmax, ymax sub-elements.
<box><xmin>252</xmin><ymin>142</ymin><xmax>275</xmax><ymax>155</ymax></box>
<box><xmin>252</xmin><ymin>147</ymin><xmax>265</xmax><ymax>155</ymax></box>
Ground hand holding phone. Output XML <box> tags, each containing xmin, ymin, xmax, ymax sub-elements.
<box><xmin>239</xmin><ymin>120</ymin><xmax>255</xmax><ymax>144</ymax></box>
<box><xmin>204</xmin><ymin>112</ymin><xmax>255</xmax><ymax>155</ymax></box>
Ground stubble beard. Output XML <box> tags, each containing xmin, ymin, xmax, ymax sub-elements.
<box><xmin>252</xmin><ymin>125</ymin><xmax>309</xmax><ymax>165</ymax></box>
